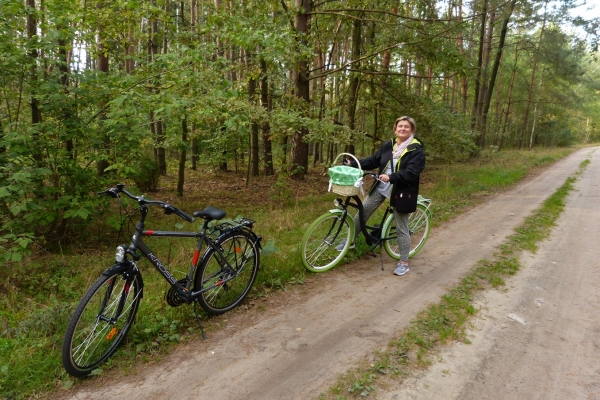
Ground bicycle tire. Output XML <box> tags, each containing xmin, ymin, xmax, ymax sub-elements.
<box><xmin>62</xmin><ymin>268</ymin><xmax>141</xmax><ymax>377</ymax></box>
<box><xmin>194</xmin><ymin>230</ymin><xmax>260</xmax><ymax>315</ymax></box>
<box><xmin>383</xmin><ymin>204</ymin><xmax>431</xmax><ymax>259</ymax></box>
<box><xmin>300</xmin><ymin>212</ymin><xmax>353</xmax><ymax>272</ymax></box>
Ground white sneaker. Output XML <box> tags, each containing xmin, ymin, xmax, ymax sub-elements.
<box><xmin>335</xmin><ymin>239</ymin><xmax>355</xmax><ymax>251</ymax></box>
<box><xmin>393</xmin><ymin>264</ymin><xmax>409</xmax><ymax>276</ymax></box>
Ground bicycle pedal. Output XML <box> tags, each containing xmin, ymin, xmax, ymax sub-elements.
<box><xmin>365</xmin><ymin>252</ymin><xmax>377</xmax><ymax>258</ymax></box>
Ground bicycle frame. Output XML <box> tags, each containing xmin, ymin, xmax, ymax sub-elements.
<box><xmin>119</xmin><ymin>194</ymin><xmax>256</xmax><ymax>305</ymax></box>
<box><xmin>333</xmin><ymin>195</ymin><xmax>394</xmax><ymax>248</ymax></box>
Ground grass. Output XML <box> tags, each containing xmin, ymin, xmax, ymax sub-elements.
<box><xmin>319</xmin><ymin>156</ymin><xmax>591</xmax><ymax>400</ymax></box>
<box><xmin>0</xmin><ymin>146</ymin><xmax>582</xmax><ymax>399</ymax></box>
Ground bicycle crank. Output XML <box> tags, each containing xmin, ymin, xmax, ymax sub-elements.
<box><xmin>166</xmin><ymin>278</ymin><xmax>190</xmax><ymax>307</ymax></box>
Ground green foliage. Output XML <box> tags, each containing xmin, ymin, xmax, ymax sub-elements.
<box><xmin>268</xmin><ymin>175</ymin><xmax>294</xmax><ymax>205</ymax></box>
<box><xmin>417</xmin><ymin>110</ymin><xmax>480</xmax><ymax>163</ymax></box>
<box><xmin>130</xmin><ymin>152</ymin><xmax>161</xmax><ymax>192</ymax></box>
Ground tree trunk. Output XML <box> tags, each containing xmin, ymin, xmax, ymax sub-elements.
<box><xmin>344</xmin><ymin>16</ymin><xmax>362</xmax><ymax>156</ymax></box>
<box><xmin>191</xmin><ymin>134</ymin><xmax>198</xmax><ymax>170</ymax></box>
<box><xmin>529</xmin><ymin>73</ymin><xmax>544</xmax><ymax>149</ymax></box>
<box><xmin>288</xmin><ymin>0</ymin><xmax>312</xmax><ymax>179</ymax></box>
<box><xmin>499</xmin><ymin>45</ymin><xmax>519</xmax><ymax>151</ymax></box>
<box><xmin>149</xmin><ymin>0</ymin><xmax>167</xmax><ymax>174</ymax></box>
<box><xmin>480</xmin><ymin>0</ymin><xmax>517</xmax><ymax>148</ymax></box>
<box><xmin>475</xmin><ymin>10</ymin><xmax>495</xmax><ymax>145</ymax></box>
<box><xmin>247</xmin><ymin>50</ymin><xmax>259</xmax><ymax>177</ymax></box>
<box><xmin>156</xmin><ymin>122</ymin><xmax>167</xmax><ymax>175</ymax></box>
<box><xmin>96</xmin><ymin>25</ymin><xmax>110</xmax><ymax>176</ymax></box>
<box><xmin>26</xmin><ymin>0</ymin><xmax>42</xmax><ymax>164</ymax></box>
<box><xmin>471</xmin><ymin>0</ymin><xmax>487</xmax><ymax>129</ymax></box>
<box><xmin>177</xmin><ymin>118</ymin><xmax>188</xmax><ymax>196</ymax></box>
<box><xmin>260</xmin><ymin>58</ymin><xmax>274</xmax><ymax>176</ymax></box>
<box><xmin>518</xmin><ymin>1</ymin><xmax>547</xmax><ymax>149</ymax></box>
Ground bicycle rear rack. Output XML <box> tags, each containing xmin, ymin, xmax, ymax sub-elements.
<box><xmin>211</xmin><ymin>217</ymin><xmax>255</xmax><ymax>235</ymax></box>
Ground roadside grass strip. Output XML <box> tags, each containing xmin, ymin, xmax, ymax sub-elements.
<box><xmin>321</xmin><ymin>159</ymin><xmax>590</xmax><ymax>399</ymax></box>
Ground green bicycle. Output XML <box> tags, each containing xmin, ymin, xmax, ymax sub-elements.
<box><xmin>300</xmin><ymin>168</ymin><xmax>432</xmax><ymax>273</ymax></box>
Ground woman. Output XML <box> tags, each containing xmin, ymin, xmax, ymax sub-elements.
<box><xmin>341</xmin><ymin>116</ymin><xmax>425</xmax><ymax>276</ymax></box>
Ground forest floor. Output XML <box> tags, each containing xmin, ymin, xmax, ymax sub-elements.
<box><xmin>51</xmin><ymin>147</ymin><xmax>600</xmax><ymax>400</ymax></box>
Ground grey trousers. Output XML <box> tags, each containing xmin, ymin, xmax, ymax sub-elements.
<box><xmin>353</xmin><ymin>190</ymin><xmax>411</xmax><ymax>262</ymax></box>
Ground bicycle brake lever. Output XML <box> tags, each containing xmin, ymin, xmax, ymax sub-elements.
<box><xmin>97</xmin><ymin>188</ymin><xmax>120</xmax><ymax>198</ymax></box>
<box><xmin>163</xmin><ymin>205</ymin><xmax>194</xmax><ymax>222</ymax></box>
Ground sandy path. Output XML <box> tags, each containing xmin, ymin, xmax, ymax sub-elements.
<box><xmin>59</xmin><ymin>147</ymin><xmax>598</xmax><ymax>400</ymax></box>
<box><xmin>378</xmin><ymin>146</ymin><xmax>600</xmax><ymax>400</ymax></box>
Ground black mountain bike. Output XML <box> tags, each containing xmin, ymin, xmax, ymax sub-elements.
<box><xmin>62</xmin><ymin>184</ymin><xmax>262</xmax><ymax>377</ymax></box>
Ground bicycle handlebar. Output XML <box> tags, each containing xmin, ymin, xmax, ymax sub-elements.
<box><xmin>98</xmin><ymin>184</ymin><xmax>194</xmax><ymax>223</ymax></box>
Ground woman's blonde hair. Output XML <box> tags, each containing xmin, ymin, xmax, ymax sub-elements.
<box><xmin>394</xmin><ymin>116</ymin><xmax>416</xmax><ymax>132</ymax></box>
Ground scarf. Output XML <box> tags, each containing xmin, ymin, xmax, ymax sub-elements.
<box><xmin>392</xmin><ymin>134</ymin><xmax>414</xmax><ymax>160</ymax></box>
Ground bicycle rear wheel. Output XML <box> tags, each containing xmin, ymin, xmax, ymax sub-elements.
<box><xmin>300</xmin><ymin>212</ymin><xmax>353</xmax><ymax>272</ymax></box>
<box><xmin>383</xmin><ymin>204</ymin><xmax>431</xmax><ymax>259</ymax></box>
<box><xmin>62</xmin><ymin>267</ymin><xmax>141</xmax><ymax>377</ymax></box>
<box><xmin>194</xmin><ymin>230</ymin><xmax>260</xmax><ymax>315</ymax></box>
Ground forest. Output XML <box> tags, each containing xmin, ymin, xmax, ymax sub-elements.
<box><xmin>1</xmin><ymin>0</ymin><xmax>599</xmax><ymax>262</ymax></box>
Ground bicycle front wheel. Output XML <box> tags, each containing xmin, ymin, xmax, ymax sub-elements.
<box><xmin>62</xmin><ymin>268</ymin><xmax>142</xmax><ymax>377</ymax></box>
<box><xmin>194</xmin><ymin>230</ymin><xmax>260</xmax><ymax>315</ymax></box>
<box><xmin>300</xmin><ymin>212</ymin><xmax>353</xmax><ymax>272</ymax></box>
<box><xmin>383</xmin><ymin>204</ymin><xmax>431</xmax><ymax>259</ymax></box>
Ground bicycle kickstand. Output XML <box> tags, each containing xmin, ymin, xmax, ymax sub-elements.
<box><xmin>193</xmin><ymin>302</ymin><xmax>207</xmax><ymax>339</ymax></box>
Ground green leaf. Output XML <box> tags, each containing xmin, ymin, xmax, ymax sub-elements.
<box><xmin>261</xmin><ymin>239</ymin><xmax>279</xmax><ymax>256</ymax></box>
<box><xmin>9</xmin><ymin>203</ymin><xmax>26</xmax><ymax>216</ymax></box>
<box><xmin>0</xmin><ymin>187</ymin><xmax>11</xmax><ymax>198</ymax></box>
<box><xmin>17</xmin><ymin>237</ymin><xmax>31</xmax><ymax>249</ymax></box>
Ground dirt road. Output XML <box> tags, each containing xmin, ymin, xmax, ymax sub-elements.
<box><xmin>62</xmin><ymin>147</ymin><xmax>599</xmax><ymax>400</ymax></box>
<box><xmin>378</xmin><ymin>146</ymin><xmax>600</xmax><ymax>400</ymax></box>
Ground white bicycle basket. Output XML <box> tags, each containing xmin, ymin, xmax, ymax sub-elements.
<box><xmin>328</xmin><ymin>153</ymin><xmax>363</xmax><ymax>196</ymax></box>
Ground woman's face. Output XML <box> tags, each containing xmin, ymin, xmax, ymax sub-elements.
<box><xmin>394</xmin><ymin>120</ymin><xmax>414</xmax><ymax>143</ymax></box>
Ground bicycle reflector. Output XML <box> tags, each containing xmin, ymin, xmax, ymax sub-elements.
<box><xmin>115</xmin><ymin>246</ymin><xmax>126</xmax><ymax>263</ymax></box>
<box><xmin>334</xmin><ymin>198</ymin><xmax>342</xmax><ymax>207</ymax></box>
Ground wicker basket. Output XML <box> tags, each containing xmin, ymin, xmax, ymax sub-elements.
<box><xmin>328</xmin><ymin>153</ymin><xmax>363</xmax><ymax>197</ymax></box>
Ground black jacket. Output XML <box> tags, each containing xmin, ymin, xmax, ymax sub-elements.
<box><xmin>353</xmin><ymin>137</ymin><xmax>425</xmax><ymax>197</ymax></box>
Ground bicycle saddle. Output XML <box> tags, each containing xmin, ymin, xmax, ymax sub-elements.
<box><xmin>193</xmin><ymin>206</ymin><xmax>226</xmax><ymax>221</ymax></box>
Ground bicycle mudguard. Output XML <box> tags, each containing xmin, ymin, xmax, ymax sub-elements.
<box><xmin>103</xmin><ymin>263</ymin><xmax>130</xmax><ymax>275</ymax></box>
<box><xmin>240</xmin><ymin>229</ymin><xmax>262</xmax><ymax>250</ymax></box>
<box><xmin>416</xmin><ymin>195</ymin><xmax>434</xmax><ymax>219</ymax></box>
<box><xmin>327</xmin><ymin>208</ymin><xmax>345</xmax><ymax>215</ymax></box>
<box><xmin>212</xmin><ymin>218</ymin><xmax>263</xmax><ymax>249</ymax></box>
<box><xmin>102</xmin><ymin>262</ymin><xmax>145</xmax><ymax>297</ymax></box>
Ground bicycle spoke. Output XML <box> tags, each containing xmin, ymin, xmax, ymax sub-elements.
<box><xmin>301</xmin><ymin>213</ymin><xmax>351</xmax><ymax>272</ymax></box>
<box><xmin>306</xmin><ymin>240</ymin><xmax>332</xmax><ymax>265</ymax></box>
